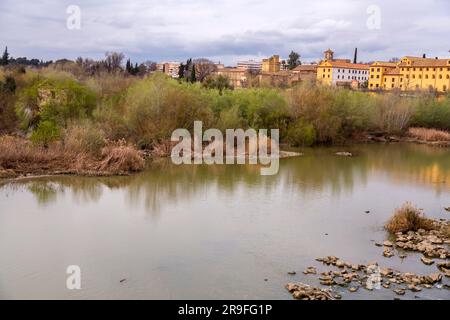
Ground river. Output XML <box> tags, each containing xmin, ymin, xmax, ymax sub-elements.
<box><xmin>0</xmin><ymin>143</ymin><xmax>449</xmax><ymax>299</ymax></box>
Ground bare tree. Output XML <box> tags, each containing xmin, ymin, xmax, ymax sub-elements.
<box><xmin>144</xmin><ymin>60</ymin><xmax>157</xmax><ymax>72</ymax></box>
<box><xmin>104</xmin><ymin>52</ymin><xmax>125</xmax><ymax>74</ymax></box>
<box><xmin>193</xmin><ymin>58</ymin><xmax>218</xmax><ymax>82</ymax></box>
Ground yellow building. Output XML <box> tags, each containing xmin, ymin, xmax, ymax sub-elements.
<box><xmin>316</xmin><ymin>49</ymin><xmax>369</xmax><ymax>87</ymax></box>
<box><xmin>262</xmin><ymin>55</ymin><xmax>281</xmax><ymax>73</ymax></box>
<box><xmin>369</xmin><ymin>56</ymin><xmax>450</xmax><ymax>92</ymax></box>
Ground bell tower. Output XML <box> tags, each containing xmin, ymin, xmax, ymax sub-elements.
<box><xmin>324</xmin><ymin>49</ymin><xmax>334</xmax><ymax>61</ymax></box>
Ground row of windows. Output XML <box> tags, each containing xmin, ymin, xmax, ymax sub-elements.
<box><xmin>321</xmin><ymin>68</ymin><xmax>368</xmax><ymax>74</ymax></box>
<box><xmin>406</xmin><ymin>74</ymin><xmax>450</xmax><ymax>80</ymax></box>
<box><xmin>402</xmin><ymin>67</ymin><xmax>450</xmax><ymax>72</ymax></box>
<box><xmin>337</xmin><ymin>75</ymin><xmax>367</xmax><ymax>80</ymax></box>
<box><xmin>369</xmin><ymin>83</ymin><xmax>448</xmax><ymax>91</ymax></box>
<box><xmin>371</xmin><ymin>74</ymin><xmax>450</xmax><ymax>80</ymax></box>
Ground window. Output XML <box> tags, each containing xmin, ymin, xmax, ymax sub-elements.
<box><xmin>377</xmin><ymin>68</ymin><xmax>380</xmax><ymax>72</ymax></box>
<box><xmin>337</xmin><ymin>75</ymin><xmax>340</xmax><ymax>79</ymax></box>
<box><xmin>328</xmin><ymin>75</ymin><xmax>330</xmax><ymax>78</ymax></box>
<box><xmin>370</xmin><ymin>83</ymin><xmax>373</xmax><ymax>87</ymax></box>
<box><xmin>447</xmin><ymin>75</ymin><xmax>450</xmax><ymax>79</ymax></box>
<box><xmin>384</xmin><ymin>78</ymin><xmax>387</xmax><ymax>82</ymax></box>
<box><xmin>376</xmin><ymin>84</ymin><xmax>379</xmax><ymax>88</ymax></box>
<box><xmin>392</xmin><ymin>78</ymin><xmax>395</xmax><ymax>82</ymax></box>
<box><xmin>413</xmin><ymin>68</ymin><xmax>416</xmax><ymax>71</ymax></box>
<box><xmin>419</xmin><ymin>75</ymin><xmax>422</xmax><ymax>79</ymax></box>
<box><xmin>376</xmin><ymin>75</ymin><xmax>380</xmax><ymax>79</ymax></box>
<box><xmin>371</xmin><ymin>75</ymin><xmax>374</xmax><ymax>78</ymax></box>
<box><xmin>439</xmin><ymin>75</ymin><xmax>443</xmax><ymax>79</ymax></box>
<box><xmin>323</xmin><ymin>74</ymin><xmax>325</xmax><ymax>78</ymax></box>
<box><xmin>400</xmin><ymin>78</ymin><xmax>403</xmax><ymax>82</ymax></box>
<box><xmin>432</xmin><ymin>75</ymin><xmax>435</xmax><ymax>79</ymax></box>
<box><xmin>444</xmin><ymin>85</ymin><xmax>447</xmax><ymax>92</ymax></box>
<box><xmin>425</xmin><ymin>75</ymin><xmax>428</xmax><ymax>79</ymax></box>
<box><xmin>371</xmin><ymin>68</ymin><xmax>374</xmax><ymax>72</ymax></box>
<box><xmin>392</xmin><ymin>84</ymin><xmax>395</xmax><ymax>88</ymax></box>
<box><xmin>412</xmin><ymin>75</ymin><xmax>415</xmax><ymax>79</ymax></box>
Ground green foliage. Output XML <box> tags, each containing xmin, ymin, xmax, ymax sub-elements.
<box><xmin>287</xmin><ymin>51</ymin><xmax>301</xmax><ymax>70</ymax></box>
<box><xmin>287</xmin><ymin>119</ymin><xmax>316</xmax><ymax>147</ymax></box>
<box><xmin>202</xmin><ymin>75</ymin><xmax>232</xmax><ymax>94</ymax></box>
<box><xmin>30</xmin><ymin>120</ymin><xmax>60</xmax><ymax>147</ymax></box>
<box><xmin>15</xmin><ymin>74</ymin><xmax>97</xmax><ymax>131</ymax></box>
<box><xmin>411</xmin><ymin>96</ymin><xmax>450</xmax><ymax>130</ymax></box>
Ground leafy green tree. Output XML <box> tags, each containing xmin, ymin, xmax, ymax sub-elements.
<box><xmin>287</xmin><ymin>51</ymin><xmax>301</xmax><ymax>70</ymax></box>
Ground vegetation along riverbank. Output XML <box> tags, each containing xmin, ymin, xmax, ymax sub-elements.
<box><xmin>1</xmin><ymin>59</ymin><xmax>450</xmax><ymax>178</ymax></box>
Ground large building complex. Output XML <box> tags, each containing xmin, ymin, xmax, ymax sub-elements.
<box><xmin>369</xmin><ymin>56</ymin><xmax>450</xmax><ymax>92</ymax></box>
<box><xmin>317</xmin><ymin>49</ymin><xmax>369</xmax><ymax>87</ymax></box>
<box><xmin>237</xmin><ymin>60</ymin><xmax>262</xmax><ymax>72</ymax></box>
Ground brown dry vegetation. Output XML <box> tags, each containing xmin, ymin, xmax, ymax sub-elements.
<box><xmin>408</xmin><ymin>127</ymin><xmax>450</xmax><ymax>142</ymax></box>
<box><xmin>0</xmin><ymin>136</ymin><xmax>144</xmax><ymax>179</ymax></box>
<box><xmin>385</xmin><ymin>202</ymin><xmax>434</xmax><ymax>234</ymax></box>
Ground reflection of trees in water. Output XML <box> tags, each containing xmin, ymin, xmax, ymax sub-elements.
<box><xmin>3</xmin><ymin>144</ymin><xmax>450</xmax><ymax>212</ymax></box>
<box><xmin>364</xmin><ymin>144</ymin><xmax>450</xmax><ymax>195</ymax></box>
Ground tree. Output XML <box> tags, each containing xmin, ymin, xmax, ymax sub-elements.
<box><xmin>203</xmin><ymin>75</ymin><xmax>232</xmax><ymax>94</ymax></box>
<box><xmin>178</xmin><ymin>63</ymin><xmax>185</xmax><ymax>79</ymax></box>
<box><xmin>1</xmin><ymin>46</ymin><xmax>9</xmax><ymax>66</ymax></box>
<box><xmin>287</xmin><ymin>51</ymin><xmax>301</xmax><ymax>70</ymax></box>
<box><xmin>103</xmin><ymin>52</ymin><xmax>124</xmax><ymax>74</ymax></box>
<box><xmin>190</xmin><ymin>63</ymin><xmax>197</xmax><ymax>83</ymax></box>
<box><xmin>193</xmin><ymin>58</ymin><xmax>217</xmax><ymax>82</ymax></box>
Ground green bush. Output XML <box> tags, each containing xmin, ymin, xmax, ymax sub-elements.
<box><xmin>411</xmin><ymin>97</ymin><xmax>450</xmax><ymax>130</ymax></box>
<box><xmin>30</xmin><ymin>120</ymin><xmax>60</xmax><ymax>147</ymax></box>
<box><xmin>287</xmin><ymin>119</ymin><xmax>316</xmax><ymax>147</ymax></box>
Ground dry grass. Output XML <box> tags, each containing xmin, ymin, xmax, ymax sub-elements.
<box><xmin>0</xmin><ymin>135</ymin><xmax>144</xmax><ymax>177</ymax></box>
<box><xmin>98</xmin><ymin>141</ymin><xmax>145</xmax><ymax>173</ymax></box>
<box><xmin>385</xmin><ymin>202</ymin><xmax>434</xmax><ymax>234</ymax></box>
<box><xmin>408</xmin><ymin>127</ymin><xmax>450</xmax><ymax>142</ymax></box>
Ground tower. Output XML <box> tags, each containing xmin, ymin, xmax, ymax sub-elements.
<box><xmin>324</xmin><ymin>49</ymin><xmax>334</xmax><ymax>61</ymax></box>
<box><xmin>353</xmin><ymin>48</ymin><xmax>358</xmax><ymax>64</ymax></box>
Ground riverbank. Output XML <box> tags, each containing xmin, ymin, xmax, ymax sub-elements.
<box><xmin>0</xmin><ymin>136</ymin><xmax>145</xmax><ymax>180</ymax></box>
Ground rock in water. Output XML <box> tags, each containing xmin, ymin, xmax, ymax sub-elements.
<box><xmin>420</xmin><ymin>257</ymin><xmax>435</xmax><ymax>265</ymax></box>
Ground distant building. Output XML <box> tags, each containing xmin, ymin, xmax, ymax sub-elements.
<box><xmin>369</xmin><ymin>56</ymin><xmax>450</xmax><ymax>92</ymax></box>
<box><xmin>292</xmin><ymin>64</ymin><xmax>318</xmax><ymax>82</ymax></box>
<box><xmin>317</xmin><ymin>49</ymin><xmax>369</xmax><ymax>87</ymax></box>
<box><xmin>262</xmin><ymin>55</ymin><xmax>281</xmax><ymax>73</ymax></box>
<box><xmin>156</xmin><ymin>61</ymin><xmax>181</xmax><ymax>78</ymax></box>
<box><xmin>215</xmin><ymin>67</ymin><xmax>247</xmax><ymax>88</ymax></box>
<box><xmin>237</xmin><ymin>60</ymin><xmax>262</xmax><ymax>72</ymax></box>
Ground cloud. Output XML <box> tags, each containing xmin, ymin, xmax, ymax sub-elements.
<box><xmin>0</xmin><ymin>0</ymin><xmax>449</xmax><ymax>64</ymax></box>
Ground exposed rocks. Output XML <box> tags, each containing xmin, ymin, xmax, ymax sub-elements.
<box><xmin>336</xmin><ymin>152</ymin><xmax>353</xmax><ymax>157</ymax></box>
<box><xmin>383</xmin><ymin>241</ymin><xmax>394</xmax><ymax>247</ymax></box>
<box><xmin>291</xmin><ymin>255</ymin><xmax>447</xmax><ymax>300</ymax></box>
<box><xmin>383</xmin><ymin>248</ymin><xmax>395</xmax><ymax>258</ymax></box>
<box><xmin>420</xmin><ymin>257</ymin><xmax>435</xmax><ymax>266</ymax></box>
<box><xmin>286</xmin><ymin>283</ymin><xmax>334</xmax><ymax>300</ymax></box>
<box><xmin>302</xmin><ymin>267</ymin><xmax>316</xmax><ymax>275</ymax></box>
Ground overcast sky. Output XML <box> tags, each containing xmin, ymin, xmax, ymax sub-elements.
<box><xmin>0</xmin><ymin>0</ymin><xmax>449</xmax><ymax>65</ymax></box>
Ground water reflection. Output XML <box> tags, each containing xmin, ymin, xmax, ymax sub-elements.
<box><xmin>2</xmin><ymin>143</ymin><xmax>450</xmax><ymax>212</ymax></box>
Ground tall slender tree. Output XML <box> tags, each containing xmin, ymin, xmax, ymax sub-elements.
<box><xmin>1</xmin><ymin>46</ymin><xmax>9</xmax><ymax>66</ymax></box>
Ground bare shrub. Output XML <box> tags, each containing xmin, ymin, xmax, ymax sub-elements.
<box><xmin>385</xmin><ymin>202</ymin><xmax>434</xmax><ymax>234</ymax></box>
<box><xmin>64</xmin><ymin>122</ymin><xmax>106</xmax><ymax>156</ymax></box>
<box><xmin>98</xmin><ymin>140</ymin><xmax>145</xmax><ymax>173</ymax></box>
<box><xmin>408</xmin><ymin>127</ymin><xmax>450</xmax><ymax>142</ymax></box>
